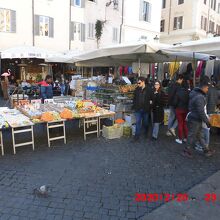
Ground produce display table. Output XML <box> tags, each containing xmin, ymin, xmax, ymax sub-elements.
<box><xmin>11</xmin><ymin>124</ymin><xmax>34</xmax><ymax>154</ymax></box>
<box><xmin>47</xmin><ymin>120</ymin><xmax>66</xmax><ymax>147</ymax></box>
<box><xmin>0</xmin><ymin>131</ymin><xmax>3</xmax><ymax>156</ymax></box>
<box><xmin>83</xmin><ymin>116</ymin><xmax>99</xmax><ymax>141</ymax></box>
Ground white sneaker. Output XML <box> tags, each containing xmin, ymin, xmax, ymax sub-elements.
<box><xmin>175</xmin><ymin>139</ymin><xmax>183</xmax><ymax>144</ymax></box>
<box><xmin>170</xmin><ymin>129</ymin><xmax>176</xmax><ymax>137</ymax></box>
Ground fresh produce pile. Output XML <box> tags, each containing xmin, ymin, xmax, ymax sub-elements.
<box><xmin>41</xmin><ymin>111</ymin><xmax>61</xmax><ymax>122</ymax></box>
<box><xmin>118</xmin><ymin>85</ymin><xmax>137</xmax><ymax>93</ymax></box>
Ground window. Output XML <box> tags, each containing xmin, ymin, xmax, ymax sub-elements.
<box><xmin>88</xmin><ymin>0</ymin><xmax>96</xmax><ymax>2</ymax></box>
<box><xmin>0</xmin><ymin>8</ymin><xmax>16</xmax><ymax>33</ymax></box>
<box><xmin>160</xmin><ymin>19</ymin><xmax>165</xmax><ymax>32</ymax></box>
<box><xmin>218</xmin><ymin>3</ymin><xmax>220</xmax><ymax>13</ymax></box>
<box><xmin>210</xmin><ymin>0</ymin><xmax>216</xmax><ymax>10</ymax></box>
<box><xmin>178</xmin><ymin>0</ymin><xmax>184</xmax><ymax>5</ymax></box>
<box><xmin>34</xmin><ymin>15</ymin><xmax>54</xmax><ymax>37</ymax></box>
<box><xmin>113</xmin><ymin>27</ymin><xmax>118</xmax><ymax>42</ymax></box>
<box><xmin>209</xmin><ymin>20</ymin><xmax>215</xmax><ymax>33</ymax></box>
<box><xmin>140</xmin><ymin>1</ymin><xmax>151</xmax><ymax>22</ymax></box>
<box><xmin>201</xmin><ymin>16</ymin><xmax>207</xmax><ymax>31</ymax></box>
<box><xmin>216</xmin><ymin>24</ymin><xmax>220</xmax><ymax>35</ymax></box>
<box><xmin>162</xmin><ymin>0</ymin><xmax>166</xmax><ymax>8</ymax></box>
<box><xmin>88</xmin><ymin>23</ymin><xmax>95</xmax><ymax>39</ymax></box>
<box><xmin>70</xmin><ymin>22</ymin><xmax>85</xmax><ymax>42</ymax></box>
<box><xmin>204</xmin><ymin>0</ymin><xmax>207</xmax><ymax>4</ymax></box>
<box><xmin>173</xmin><ymin>16</ymin><xmax>183</xmax><ymax>30</ymax></box>
<box><xmin>71</xmin><ymin>0</ymin><xmax>85</xmax><ymax>7</ymax></box>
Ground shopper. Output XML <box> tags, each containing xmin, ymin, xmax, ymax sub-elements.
<box><xmin>174</xmin><ymin>81</ymin><xmax>190</xmax><ymax>144</ymax></box>
<box><xmin>166</xmin><ymin>74</ymin><xmax>184</xmax><ymax>136</ymax></box>
<box><xmin>207</xmin><ymin>80</ymin><xmax>218</xmax><ymax>114</ymax></box>
<box><xmin>39</xmin><ymin>75</ymin><xmax>53</xmax><ymax>102</ymax></box>
<box><xmin>132</xmin><ymin>77</ymin><xmax>153</xmax><ymax>141</ymax></box>
<box><xmin>183</xmin><ymin>76</ymin><xmax>215</xmax><ymax>158</ymax></box>
<box><xmin>151</xmin><ymin>81</ymin><xmax>165</xmax><ymax>140</ymax></box>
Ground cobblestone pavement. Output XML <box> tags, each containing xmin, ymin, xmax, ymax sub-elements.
<box><xmin>0</xmin><ymin>119</ymin><xmax>220</xmax><ymax>220</ymax></box>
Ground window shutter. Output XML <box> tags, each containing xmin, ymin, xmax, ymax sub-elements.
<box><xmin>201</xmin><ymin>16</ymin><xmax>203</xmax><ymax>29</ymax></box>
<box><xmin>49</xmin><ymin>17</ymin><xmax>54</xmax><ymax>38</ymax></box>
<box><xmin>179</xmin><ymin>16</ymin><xmax>183</xmax><ymax>29</ymax></box>
<box><xmin>80</xmin><ymin>23</ymin><xmax>85</xmax><ymax>42</ymax></box>
<box><xmin>81</xmin><ymin>0</ymin><xmax>85</xmax><ymax>8</ymax></box>
<box><xmin>148</xmin><ymin>3</ymin><xmax>152</xmax><ymax>22</ymax></box>
<box><xmin>34</xmin><ymin>15</ymin><xmax>40</xmax><ymax>35</ymax></box>
<box><xmin>139</xmin><ymin>0</ymin><xmax>144</xmax><ymax>21</ymax></box>
<box><xmin>10</xmin><ymin>10</ymin><xmax>16</xmax><ymax>33</ymax></box>
<box><xmin>70</xmin><ymin>22</ymin><xmax>74</xmax><ymax>40</ymax></box>
<box><xmin>173</xmin><ymin>17</ymin><xmax>177</xmax><ymax>29</ymax></box>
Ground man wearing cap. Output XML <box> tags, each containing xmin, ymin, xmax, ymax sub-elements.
<box><xmin>183</xmin><ymin>76</ymin><xmax>215</xmax><ymax>158</ymax></box>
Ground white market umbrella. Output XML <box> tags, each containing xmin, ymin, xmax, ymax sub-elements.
<box><xmin>166</xmin><ymin>37</ymin><xmax>220</xmax><ymax>57</ymax></box>
<box><xmin>1</xmin><ymin>45</ymin><xmax>57</xmax><ymax>59</ymax></box>
<box><xmin>69</xmin><ymin>40</ymin><xmax>210</xmax><ymax>67</ymax></box>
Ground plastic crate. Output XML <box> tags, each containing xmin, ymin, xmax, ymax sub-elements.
<box><xmin>102</xmin><ymin>124</ymin><xmax>123</xmax><ymax>139</ymax></box>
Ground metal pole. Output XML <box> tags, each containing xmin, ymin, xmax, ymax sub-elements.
<box><xmin>69</xmin><ymin>0</ymin><xmax>72</xmax><ymax>50</ymax></box>
<box><xmin>32</xmin><ymin>0</ymin><xmax>35</xmax><ymax>46</ymax></box>
<box><xmin>138</xmin><ymin>58</ymin><xmax>141</xmax><ymax>77</ymax></box>
<box><xmin>193</xmin><ymin>52</ymin><xmax>196</xmax><ymax>87</ymax></box>
<box><xmin>119</xmin><ymin>0</ymin><xmax>124</xmax><ymax>43</ymax></box>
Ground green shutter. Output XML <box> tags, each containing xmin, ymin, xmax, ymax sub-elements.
<box><xmin>80</xmin><ymin>23</ymin><xmax>85</xmax><ymax>42</ymax></box>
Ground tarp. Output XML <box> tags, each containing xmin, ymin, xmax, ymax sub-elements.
<box><xmin>167</xmin><ymin>37</ymin><xmax>220</xmax><ymax>57</ymax></box>
<box><xmin>69</xmin><ymin>41</ymin><xmax>210</xmax><ymax>67</ymax></box>
<box><xmin>0</xmin><ymin>45</ymin><xmax>58</xmax><ymax>59</ymax></box>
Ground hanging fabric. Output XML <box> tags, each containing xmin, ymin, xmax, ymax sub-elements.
<box><xmin>119</xmin><ymin>66</ymin><xmax>123</xmax><ymax>76</ymax></box>
<box><xmin>169</xmin><ymin>61</ymin><xmax>180</xmax><ymax>79</ymax></box>
<box><xmin>124</xmin><ymin>66</ymin><xmax>129</xmax><ymax>75</ymax></box>
<box><xmin>195</xmin><ymin>61</ymin><xmax>204</xmax><ymax>78</ymax></box>
<box><xmin>128</xmin><ymin>66</ymin><xmax>133</xmax><ymax>74</ymax></box>
<box><xmin>157</xmin><ymin>63</ymin><xmax>163</xmax><ymax>81</ymax></box>
<box><xmin>213</xmin><ymin>60</ymin><xmax>220</xmax><ymax>82</ymax></box>
<box><xmin>205</xmin><ymin>60</ymin><xmax>214</xmax><ymax>78</ymax></box>
<box><xmin>179</xmin><ymin>62</ymin><xmax>189</xmax><ymax>74</ymax></box>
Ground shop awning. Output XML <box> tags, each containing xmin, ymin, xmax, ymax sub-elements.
<box><xmin>0</xmin><ymin>45</ymin><xmax>58</xmax><ymax>59</ymax></box>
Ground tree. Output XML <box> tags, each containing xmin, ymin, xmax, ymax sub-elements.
<box><xmin>95</xmin><ymin>20</ymin><xmax>105</xmax><ymax>48</ymax></box>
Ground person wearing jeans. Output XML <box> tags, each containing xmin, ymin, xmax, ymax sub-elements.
<box><xmin>152</xmin><ymin>81</ymin><xmax>165</xmax><ymax>140</ymax></box>
<box><xmin>132</xmin><ymin>77</ymin><xmax>153</xmax><ymax>141</ymax></box>
<box><xmin>183</xmin><ymin>76</ymin><xmax>215</xmax><ymax>158</ymax></box>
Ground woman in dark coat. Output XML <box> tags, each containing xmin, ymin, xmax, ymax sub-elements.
<box><xmin>152</xmin><ymin>81</ymin><xmax>165</xmax><ymax>140</ymax></box>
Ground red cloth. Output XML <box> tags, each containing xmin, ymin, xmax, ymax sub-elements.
<box><xmin>119</xmin><ymin>66</ymin><xmax>123</xmax><ymax>76</ymax></box>
<box><xmin>176</xmin><ymin>109</ymin><xmax>188</xmax><ymax>139</ymax></box>
<box><xmin>124</xmin><ymin>66</ymin><xmax>129</xmax><ymax>75</ymax></box>
<box><xmin>196</xmin><ymin>61</ymin><xmax>203</xmax><ymax>78</ymax></box>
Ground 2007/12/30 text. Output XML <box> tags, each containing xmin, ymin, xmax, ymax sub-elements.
<box><xmin>135</xmin><ymin>193</ymin><xmax>220</xmax><ymax>203</ymax></box>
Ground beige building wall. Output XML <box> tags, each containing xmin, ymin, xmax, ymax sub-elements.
<box><xmin>0</xmin><ymin>0</ymin><xmax>162</xmax><ymax>53</ymax></box>
<box><xmin>161</xmin><ymin>0</ymin><xmax>220</xmax><ymax>44</ymax></box>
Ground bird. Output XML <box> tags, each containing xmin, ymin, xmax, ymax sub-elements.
<box><xmin>33</xmin><ymin>185</ymin><xmax>49</xmax><ymax>198</ymax></box>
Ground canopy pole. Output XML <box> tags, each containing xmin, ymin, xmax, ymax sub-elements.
<box><xmin>193</xmin><ymin>52</ymin><xmax>196</xmax><ymax>87</ymax></box>
<box><xmin>138</xmin><ymin>58</ymin><xmax>141</xmax><ymax>77</ymax></box>
<box><xmin>91</xmin><ymin>67</ymin><xmax>93</xmax><ymax>77</ymax></box>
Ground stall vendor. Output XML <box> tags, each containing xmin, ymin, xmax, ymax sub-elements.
<box><xmin>38</xmin><ymin>75</ymin><xmax>53</xmax><ymax>101</ymax></box>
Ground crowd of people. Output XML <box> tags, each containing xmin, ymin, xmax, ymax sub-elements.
<box><xmin>132</xmin><ymin>74</ymin><xmax>220</xmax><ymax>158</ymax></box>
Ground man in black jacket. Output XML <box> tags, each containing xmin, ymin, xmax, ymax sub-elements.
<box><xmin>133</xmin><ymin>77</ymin><xmax>153</xmax><ymax>141</ymax></box>
<box><xmin>183</xmin><ymin>77</ymin><xmax>214</xmax><ymax>158</ymax></box>
<box><xmin>166</xmin><ymin>74</ymin><xmax>184</xmax><ymax>136</ymax></box>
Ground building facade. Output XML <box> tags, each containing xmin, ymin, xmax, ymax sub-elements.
<box><xmin>160</xmin><ymin>0</ymin><xmax>220</xmax><ymax>45</ymax></box>
<box><xmin>0</xmin><ymin>0</ymin><xmax>161</xmax><ymax>52</ymax></box>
